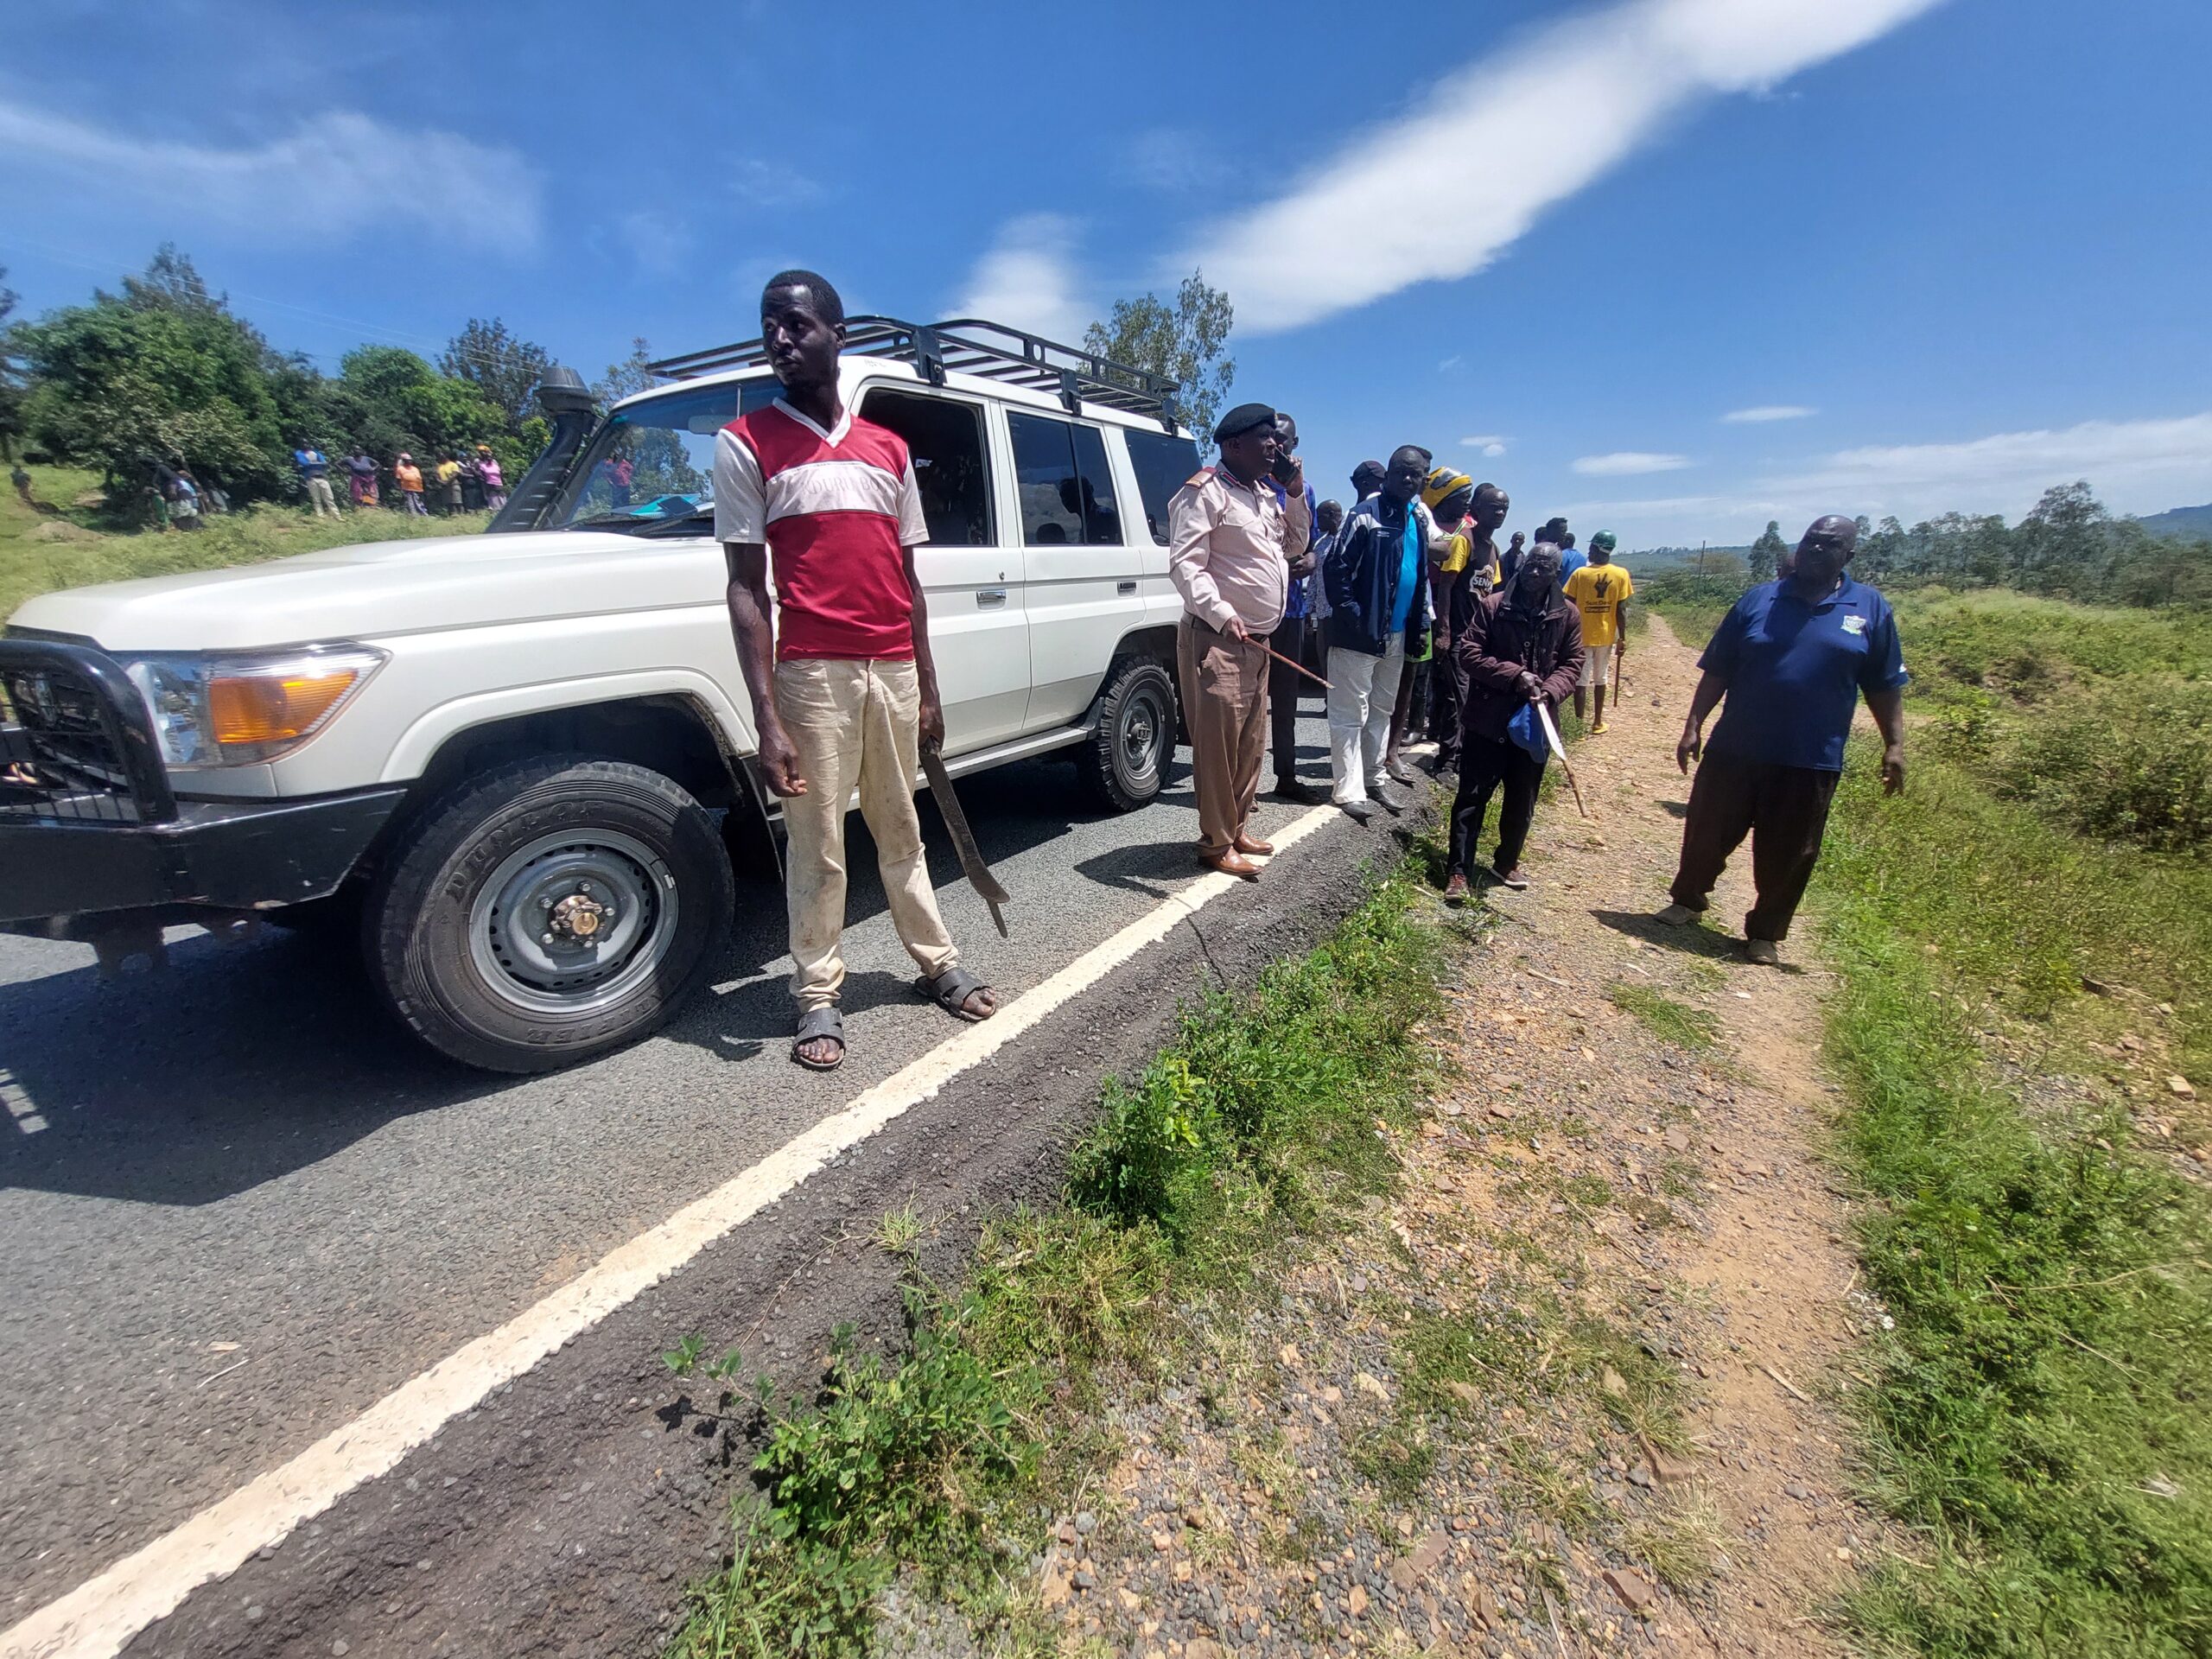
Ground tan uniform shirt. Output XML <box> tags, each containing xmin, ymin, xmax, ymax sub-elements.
<box><xmin>1166</xmin><ymin>466</ymin><xmax>1313</xmax><ymax>635</ymax></box>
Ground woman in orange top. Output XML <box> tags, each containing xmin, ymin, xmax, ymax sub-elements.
<box><xmin>393</xmin><ymin>453</ymin><xmax>427</xmax><ymax>517</ymax></box>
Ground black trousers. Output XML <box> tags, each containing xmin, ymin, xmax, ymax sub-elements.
<box><xmin>1267</xmin><ymin>619</ymin><xmax>1306</xmax><ymax>784</ymax></box>
<box><xmin>1447</xmin><ymin>734</ymin><xmax>1546</xmax><ymax>880</ymax></box>
<box><xmin>1669</xmin><ymin>752</ymin><xmax>1840</xmax><ymax>942</ymax></box>
<box><xmin>1429</xmin><ymin>654</ymin><xmax>1468</xmax><ymax>767</ymax></box>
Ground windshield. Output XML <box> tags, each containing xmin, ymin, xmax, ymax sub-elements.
<box><xmin>553</xmin><ymin>378</ymin><xmax>780</xmax><ymax>532</ymax></box>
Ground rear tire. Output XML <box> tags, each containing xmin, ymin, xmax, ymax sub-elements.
<box><xmin>364</xmin><ymin>755</ymin><xmax>734</xmax><ymax>1072</ymax></box>
<box><xmin>1081</xmin><ymin>656</ymin><xmax>1177</xmax><ymax>812</ymax></box>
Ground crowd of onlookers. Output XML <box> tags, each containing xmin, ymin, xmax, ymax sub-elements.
<box><xmin>292</xmin><ymin>442</ymin><xmax>508</xmax><ymax>523</ymax></box>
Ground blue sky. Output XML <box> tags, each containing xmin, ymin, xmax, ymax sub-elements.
<box><xmin>3</xmin><ymin>0</ymin><xmax>2208</xmax><ymax>549</ymax></box>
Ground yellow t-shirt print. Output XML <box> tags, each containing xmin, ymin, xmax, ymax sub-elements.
<box><xmin>1566</xmin><ymin>563</ymin><xmax>1633</xmax><ymax>646</ymax></box>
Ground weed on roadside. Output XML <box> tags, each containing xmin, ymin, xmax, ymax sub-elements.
<box><xmin>666</xmin><ymin>870</ymin><xmax>1448</xmax><ymax>1658</ymax></box>
<box><xmin>1606</xmin><ymin>982</ymin><xmax>1721</xmax><ymax>1051</ymax></box>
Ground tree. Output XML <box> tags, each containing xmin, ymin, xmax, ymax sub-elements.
<box><xmin>0</xmin><ymin>266</ymin><xmax>22</xmax><ymax>460</ymax></box>
<box><xmin>1084</xmin><ymin>270</ymin><xmax>1234</xmax><ymax>444</ymax></box>
<box><xmin>1748</xmin><ymin>520</ymin><xmax>1789</xmax><ymax>580</ymax></box>
<box><xmin>17</xmin><ymin>251</ymin><xmax>289</xmax><ymax>505</ymax></box>
<box><xmin>594</xmin><ymin>337</ymin><xmax>657</xmax><ymax>406</ymax></box>
<box><xmin>2018</xmin><ymin>480</ymin><xmax>2110</xmax><ymax>596</ymax></box>
<box><xmin>442</xmin><ymin>317</ymin><xmax>550</xmax><ymax>432</ymax></box>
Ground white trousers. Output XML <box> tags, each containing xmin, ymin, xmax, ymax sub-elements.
<box><xmin>1325</xmin><ymin>632</ymin><xmax>1406</xmax><ymax>804</ymax></box>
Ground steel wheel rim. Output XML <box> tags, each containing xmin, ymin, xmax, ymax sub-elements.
<box><xmin>467</xmin><ymin>828</ymin><xmax>677</xmax><ymax>1016</ymax></box>
<box><xmin>1118</xmin><ymin>680</ymin><xmax>1166</xmax><ymax>788</ymax></box>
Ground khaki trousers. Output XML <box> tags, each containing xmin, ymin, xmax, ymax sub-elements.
<box><xmin>1177</xmin><ymin>615</ymin><xmax>1268</xmax><ymax>855</ymax></box>
<box><xmin>305</xmin><ymin>475</ymin><xmax>337</xmax><ymax>517</ymax></box>
<box><xmin>773</xmin><ymin>657</ymin><xmax>959</xmax><ymax>1012</ymax></box>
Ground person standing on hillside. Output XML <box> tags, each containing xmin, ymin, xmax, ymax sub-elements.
<box><xmin>436</xmin><ymin>453</ymin><xmax>465</xmax><ymax>515</ymax></box>
<box><xmin>1265</xmin><ymin>412</ymin><xmax>1323</xmax><ymax>804</ymax></box>
<box><xmin>1442</xmin><ymin>542</ymin><xmax>1583</xmax><ymax>899</ymax></box>
<box><xmin>394</xmin><ymin>452</ymin><xmax>427</xmax><ymax>516</ymax></box>
<box><xmin>1565</xmin><ymin>531</ymin><xmax>1632</xmax><ymax>732</ymax></box>
<box><xmin>344</xmin><ymin>448</ymin><xmax>379</xmax><ymax>508</ymax></box>
<box><xmin>11</xmin><ymin>462</ymin><xmax>32</xmax><ymax>508</ymax></box>
<box><xmin>1320</xmin><ymin>445</ymin><xmax>1433</xmax><ymax>823</ymax></box>
<box><xmin>1660</xmin><ymin>514</ymin><xmax>1909</xmax><ymax>964</ymax></box>
<box><xmin>720</xmin><ymin>269</ymin><xmax>997</xmax><ymax>1070</ymax></box>
<box><xmin>292</xmin><ymin>442</ymin><xmax>337</xmax><ymax>518</ymax></box>
<box><xmin>477</xmin><ymin>445</ymin><xmax>507</xmax><ymax>512</ymax></box>
<box><xmin>1167</xmin><ymin>403</ymin><xmax>1311</xmax><ymax>878</ymax></box>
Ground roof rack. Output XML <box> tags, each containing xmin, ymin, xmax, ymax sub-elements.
<box><xmin>645</xmin><ymin>316</ymin><xmax>1185</xmax><ymax>431</ymax></box>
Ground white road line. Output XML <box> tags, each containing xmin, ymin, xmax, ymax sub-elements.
<box><xmin>1</xmin><ymin>802</ymin><xmax>1339</xmax><ymax>1659</ymax></box>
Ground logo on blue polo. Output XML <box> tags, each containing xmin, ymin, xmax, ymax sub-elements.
<box><xmin>1840</xmin><ymin>613</ymin><xmax>1867</xmax><ymax>635</ymax></box>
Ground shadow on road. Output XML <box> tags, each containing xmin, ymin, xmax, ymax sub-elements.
<box><xmin>1590</xmin><ymin>908</ymin><xmax>1745</xmax><ymax>961</ymax></box>
<box><xmin>0</xmin><ymin>753</ymin><xmax>1146</xmax><ymax>1205</ymax></box>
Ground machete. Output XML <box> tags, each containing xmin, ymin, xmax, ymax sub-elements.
<box><xmin>1535</xmin><ymin>702</ymin><xmax>1593</xmax><ymax>821</ymax></box>
<box><xmin>919</xmin><ymin>745</ymin><xmax>1011</xmax><ymax>938</ymax></box>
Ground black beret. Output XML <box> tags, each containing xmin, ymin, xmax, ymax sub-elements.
<box><xmin>1212</xmin><ymin>402</ymin><xmax>1276</xmax><ymax>442</ymax></box>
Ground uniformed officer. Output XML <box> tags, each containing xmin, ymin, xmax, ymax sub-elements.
<box><xmin>1166</xmin><ymin>402</ymin><xmax>1313</xmax><ymax>879</ymax></box>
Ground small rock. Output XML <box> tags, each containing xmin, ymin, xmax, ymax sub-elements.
<box><xmin>1152</xmin><ymin>1531</ymin><xmax>1174</xmax><ymax>1553</ymax></box>
<box><xmin>1347</xmin><ymin>1584</ymin><xmax>1369</xmax><ymax>1618</ymax></box>
<box><xmin>2170</xmin><ymin>1075</ymin><xmax>2197</xmax><ymax>1099</ymax></box>
<box><xmin>1355</xmin><ymin>1371</ymin><xmax>1390</xmax><ymax>1400</ymax></box>
<box><xmin>1280</xmin><ymin>1343</ymin><xmax>1302</xmax><ymax>1368</ymax></box>
<box><xmin>1173</xmin><ymin>1560</ymin><xmax>1193</xmax><ymax>1583</ymax></box>
<box><xmin>245</xmin><ymin>1606</ymin><xmax>264</xmax><ymax>1623</ymax></box>
<box><xmin>1073</xmin><ymin>1567</ymin><xmax>1096</xmax><ymax>1591</ymax></box>
<box><xmin>1625</xmin><ymin>1465</ymin><xmax>1654</xmax><ymax>1488</ymax></box>
<box><xmin>1662</xmin><ymin>1126</ymin><xmax>1691</xmax><ymax>1152</ymax></box>
<box><xmin>1487</xmin><ymin>1105</ymin><xmax>1514</xmax><ymax>1121</ymax></box>
<box><xmin>1602</xmin><ymin>1567</ymin><xmax>1654</xmax><ymax>1613</ymax></box>
<box><xmin>1784</xmin><ymin>1481</ymin><xmax>1813</xmax><ymax>1501</ymax></box>
<box><xmin>1600</xmin><ymin>1366</ymin><xmax>1628</xmax><ymax>1399</ymax></box>
<box><xmin>1075</xmin><ymin>1510</ymin><xmax>1097</xmax><ymax>1535</ymax></box>
<box><xmin>332</xmin><ymin>1644</ymin><xmax>351</xmax><ymax>1658</ymax></box>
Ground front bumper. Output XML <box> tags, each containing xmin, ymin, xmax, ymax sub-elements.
<box><xmin>0</xmin><ymin>787</ymin><xmax>409</xmax><ymax>927</ymax></box>
<box><xmin>1</xmin><ymin>635</ymin><xmax>405</xmax><ymax>927</ymax></box>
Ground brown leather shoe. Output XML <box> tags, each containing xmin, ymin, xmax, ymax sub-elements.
<box><xmin>1233</xmin><ymin>832</ymin><xmax>1274</xmax><ymax>857</ymax></box>
<box><xmin>1198</xmin><ymin>848</ymin><xmax>1262</xmax><ymax>880</ymax></box>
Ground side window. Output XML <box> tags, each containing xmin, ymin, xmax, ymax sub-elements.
<box><xmin>858</xmin><ymin>387</ymin><xmax>993</xmax><ymax>545</ymax></box>
<box><xmin>1123</xmin><ymin>429</ymin><xmax>1204</xmax><ymax>546</ymax></box>
<box><xmin>1007</xmin><ymin>412</ymin><xmax>1122</xmax><ymax>546</ymax></box>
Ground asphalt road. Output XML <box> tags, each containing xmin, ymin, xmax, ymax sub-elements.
<box><xmin>0</xmin><ymin>693</ymin><xmax>1414</xmax><ymax>1644</ymax></box>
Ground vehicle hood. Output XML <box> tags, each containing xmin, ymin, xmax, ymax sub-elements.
<box><xmin>7</xmin><ymin>531</ymin><xmax>725</xmax><ymax>653</ymax></box>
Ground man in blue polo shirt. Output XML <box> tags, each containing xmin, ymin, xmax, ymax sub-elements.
<box><xmin>1658</xmin><ymin>515</ymin><xmax>1908</xmax><ymax>964</ymax></box>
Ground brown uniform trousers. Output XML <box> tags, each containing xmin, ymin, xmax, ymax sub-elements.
<box><xmin>1668</xmin><ymin>752</ymin><xmax>1840</xmax><ymax>942</ymax></box>
<box><xmin>1178</xmin><ymin>615</ymin><xmax>1270</xmax><ymax>856</ymax></box>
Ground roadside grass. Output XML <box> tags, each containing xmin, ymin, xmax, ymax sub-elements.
<box><xmin>1605</xmin><ymin>982</ymin><xmax>1720</xmax><ymax>1051</ymax></box>
<box><xmin>2</xmin><ymin>461</ymin><xmax>486</xmax><ymax>620</ymax></box>
<box><xmin>665</xmin><ymin>869</ymin><xmax>1458</xmax><ymax>1659</ymax></box>
<box><xmin>1815</xmin><ymin>736</ymin><xmax>2212</xmax><ymax>1658</ymax></box>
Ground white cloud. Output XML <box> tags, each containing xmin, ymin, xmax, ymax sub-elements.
<box><xmin>1566</xmin><ymin>412</ymin><xmax>2212</xmax><ymax>548</ymax></box>
<box><xmin>1722</xmin><ymin>404</ymin><xmax>1817</xmax><ymax>423</ymax></box>
<box><xmin>730</xmin><ymin>157</ymin><xmax>823</xmax><ymax>209</ymax></box>
<box><xmin>0</xmin><ymin>100</ymin><xmax>541</xmax><ymax>251</ymax></box>
<box><xmin>1438</xmin><ymin>354</ymin><xmax>1465</xmax><ymax>372</ymax></box>
<box><xmin>953</xmin><ymin>213</ymin><xmax>1091</xmax><ymax>345</ymax></box>
<box><xmin>1119</xmin><ymin>128</ymin><xmax>1227</xmax><ymax>194</ymax></box>
<box><xmin>1574</xmin><ymin>451</ymin><xmax>1691</xmax><ymax>476</ymax></box>
<box><xmin>618</xmin><ymin>210</ymin><xmax>693</xmax><ymax>276</ymax></box>
<box><xmin>1182</xmin><ymin>0</ymin><xmax>1944</xmax><ymax>332</ymax></box>
<box><xmin>1462</xmin><ymin>435</ymin><xmax>1509</xmax><ymax>457</ymax></box>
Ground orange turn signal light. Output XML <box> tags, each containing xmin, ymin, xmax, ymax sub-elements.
<box><xmin>209</xmin><ymin>667</ymin><xmax>363</xmax><ymax>746</ymax></box>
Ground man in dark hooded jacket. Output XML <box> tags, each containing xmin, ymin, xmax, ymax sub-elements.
<box><xmin>1443</xmin><ymin>542</ymin><xmax>1584</xmax><ymax>899</ymax></box>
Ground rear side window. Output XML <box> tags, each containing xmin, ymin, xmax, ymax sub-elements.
<box><xmin>858</xmin><ymin>388</ymin><xmax>994</xmax><ymax>545</ymax></box>
<box><xmin>1123</xmin><ymin>429</ymin><xmax>1204</xmax><ymax>546</ymax></box>
<box><xmin>1007</xmin><ymin>412</ymin><xmax>1123</xmax><ymax>546</ymax></box>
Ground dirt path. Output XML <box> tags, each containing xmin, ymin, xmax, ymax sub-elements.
<box><xmin>999</xmin><ymin>617</ymin><xmax>1893</xmax><ymax>1658</ymax></box>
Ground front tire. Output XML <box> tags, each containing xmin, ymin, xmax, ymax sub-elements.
<box><xmin>365</xmin><ymin>755</ymin><xmax>734</xmax><ymax>1072</ymax></box>
<box><xmin>1081</xmin><ymin>656</ymin><xmax>1178</xmax><ymax>812</ymax></box>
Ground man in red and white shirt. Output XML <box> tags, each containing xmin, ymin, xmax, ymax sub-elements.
<box><xmin>718</xmin><ymin>270</ymin><xmax>996</xmax><ymax>1071</ymax></box>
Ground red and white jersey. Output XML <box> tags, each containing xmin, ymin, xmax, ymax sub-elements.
<box><xmin>713</xmin><ymin>398</ymin><xmax>930</xmax><ymax>661</ymax></box>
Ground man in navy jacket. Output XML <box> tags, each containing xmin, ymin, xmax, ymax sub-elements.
<box><xmin>1319</xmin><ymin>445</ymin><xmax>1433</xmax><ymax>822</ymax></box>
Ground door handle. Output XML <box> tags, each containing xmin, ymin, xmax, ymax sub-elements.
<box><xmin>1116</xmin><ymin>580</ymin><xmax>1138</xmax><ymax>596</ymax></box>
<box><xmin>976</xmin><ymin>588</ymin><xmax>1007</xmax><ymax>607</ymax></box>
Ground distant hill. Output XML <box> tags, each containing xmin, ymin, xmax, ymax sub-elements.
<box><xmin>2134</xmin><ymin>504</ymin><xmax>2212</xmax><ymax>541</ymax></box>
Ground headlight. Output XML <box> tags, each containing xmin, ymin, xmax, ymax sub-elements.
<box><xmin>124</xmin><ymin>645</ymin><xmax>387</xmax><ymax>768</ymax></box>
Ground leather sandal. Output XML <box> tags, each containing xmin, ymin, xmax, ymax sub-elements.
<box><xmin>915</xmin><ymin>964</ymin><xmax>995</xmax><ymax>1021</ymax></box>
<box><xmin>791</xmin><ymin>1005</ymin><xmax>845</xmax><ymax>1071</ymax></box>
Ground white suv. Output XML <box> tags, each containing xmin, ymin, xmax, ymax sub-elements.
<box><xmin>0</xmin><ymin>318</ymin><xmax>1205</xmax><ymax>1071</ymax></box>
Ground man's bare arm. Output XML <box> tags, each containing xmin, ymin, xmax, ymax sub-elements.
<box><xmin>1677</xmin><ymin>669</ymin><xmax>1727</xmax><ymax>773</ymax></box>
<box><xmin>901</xmin><ymin>544</ymin><xmax>945</xmax><ymax>751</ymax></box>
<box><xmin>1866</xmin><ymin>685</ymin><xmax>1907</xmax><ymax>794</ymax></box>
<box><xmin>723</xmin><ymin>542</ymin><xmax>804</xmax><ymax>797</ymax></box>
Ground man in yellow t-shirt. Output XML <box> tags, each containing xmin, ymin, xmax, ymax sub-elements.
<box><xmin>1564</xmin><ymin>531</ymin><xmax>1632</xmax><ymax>732</ymax></box>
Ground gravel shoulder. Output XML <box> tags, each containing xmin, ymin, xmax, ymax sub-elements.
<box><xmin>1010</xmin><ymin>620</ymin><xmax>1896</xmax><ymax>1658</ymax></box>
